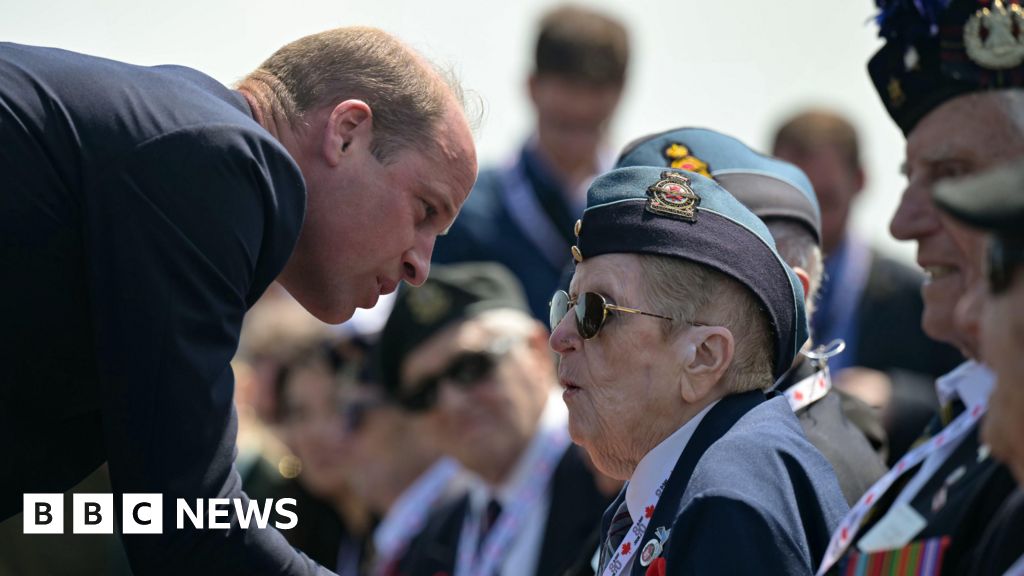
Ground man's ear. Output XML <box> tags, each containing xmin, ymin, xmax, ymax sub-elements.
<box><xmin>676</xmin><ymin>326</ymin><xmax>734</xmax><ymax>404</ymax></box>
<box><xmin>792</xmin><ymin>266</ymin><xmax>811</xmax><ymax>307</ymax></box>
<box><xmin>323</xmin><ymin>99</ymin><xmax>373</xmax><ymax>167</ymax></box>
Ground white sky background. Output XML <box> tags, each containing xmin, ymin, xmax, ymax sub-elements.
<box><xmin>0</xmin><ymin>0</ymin><xmax>915</xmax><ymax>263</ymax></box>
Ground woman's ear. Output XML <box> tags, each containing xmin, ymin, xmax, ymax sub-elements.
<box><xmin>676</xmin><ymin>326</ymin><xmax>734</xmax><ymax>404</ymax></box>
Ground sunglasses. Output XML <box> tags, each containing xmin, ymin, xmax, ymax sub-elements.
<box><xmin>398</xmin><ymin>339</ymin><xmax>516</xmax><ymax>412</ymax></box>
<box><xmin>549</xmin><ymin>290</ymin><xmax>687</xmax><ymax>340</ymax></box>
<box><xmin>987</xmin><ymin>235</ymin><xmax>1024</xmax><ymax>295</ymax></box>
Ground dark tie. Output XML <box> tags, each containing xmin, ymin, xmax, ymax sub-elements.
<box><xmin>479</xmin><ymin>497</ymin><xmax>503</xmax><ymax>547</ymax></box>
<box><xmin>599</xmin><ymin>500</ymin><xmax>633</xmax><ymax>572</ymax></box>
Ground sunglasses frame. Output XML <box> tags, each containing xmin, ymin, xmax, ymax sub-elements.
<box><xmin>550</xmin><ymin>290</ymin><xmax>685</xmax><ymax>340</ymax></box>
<box><xmin>398</xmin><ymin>337</ymin><xmax>519</xmax><ymax>412</ymax></box>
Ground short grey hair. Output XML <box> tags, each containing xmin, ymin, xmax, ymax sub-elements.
<box><xmin>765</xmin><ymin>219</ymin><xmax>823</xmax><ymax>321</ymax></box>
<box><xmin>634</xmin><ymin>254</ymin><xmax>775</xmax><ymax>393</ymax></box>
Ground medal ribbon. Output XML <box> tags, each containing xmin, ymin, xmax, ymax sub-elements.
<box><xmin>454</xmin><ymin>426</ymin><xmax>570</xmax><ymax>576</ymax></box>
<box><xmin>816</xmin><ymin>401</ymin><xmax>987</xmax><ymax>575</ymax></box>
<box><xmin>784</xmin><ymin>368</ymin><xmax>832</xmax><ymax>412</ymax></box>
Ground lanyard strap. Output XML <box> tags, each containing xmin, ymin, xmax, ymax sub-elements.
<box><xmin>784</xmin><ymin>368</ymin><xmax>832</xmax><ymax>412</ymax></box>
<box><xmin>454</xmin><ymin>427</ymin><xmax>570</xmax><ymax>576</ymax></box>
<box><xmin>373</xmin><ymin>459</ymin><xmax>459</xmax><ymax>574</ymax></box>
<box><xmin>816</xmin><ymin>402</ymin><xmax>987</xmax><ymax>575</ymax></box>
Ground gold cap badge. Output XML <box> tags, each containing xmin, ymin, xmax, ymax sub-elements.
<box><xmin>663</xmin><ymin>143</ymin><xmax>711</xmax><ymax>179</ymax></box>
<box><xmin>964</xmin><ymin>0</ymin><xmax>1024</xmax><ymax>70</ymax></box>
<box><xmin>407</xmin><ymin>283</ymin><xmax>451</xmax><ymax>325</ymax></box>
<box><xmin>646</xmin><ymin>171</ymin><xmax>701</xmax><ymax>222</ymax></box>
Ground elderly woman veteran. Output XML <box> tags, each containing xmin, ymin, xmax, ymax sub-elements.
<box><xmin>549</xmin><ymin>166</ymin><xmax>848</xmax><ymax>576</ymax></box>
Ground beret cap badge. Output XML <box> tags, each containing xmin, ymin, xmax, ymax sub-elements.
<box><xmin>663</xmin><ymin>143</ymin><xmax>712</xmax><ymax>178</ymax></box>
<box><xmin>645</xmin><ymin>171</ymin><xmax>701</xmax><ymax>222</ymax></box>
<box><xmin>964</xmin><ymin>0</ymin><xmax>1024</xmax><ymax>69</ymax></box>
<box><xmin>406</xmin><ymin>283</ymin><xmax>452</xmax><ymax>325</ymax></box>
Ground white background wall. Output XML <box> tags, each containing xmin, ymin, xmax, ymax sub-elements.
<box><xmin>0</xmin><ymin>0</ymin><xmax>915</xmax><ymax>263</ymax></box>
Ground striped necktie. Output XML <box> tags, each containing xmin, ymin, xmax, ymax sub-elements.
<box><xmin>599</xmin><ymin>500</ymin><xmax>633</xmax><ymax>573</ymax></box>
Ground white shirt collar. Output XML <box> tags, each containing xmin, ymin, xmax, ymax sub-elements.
<box><xmin>470</xmin><ymin>391</ymin><xmax>569</xmax><ymax>510</ymax></box>
<box><xmin>373</xmin><ymin>457</ymin><xmax>462</xmax><ymax>558</ymax></box>
<box><xmin>935</xmin><ymin>360</ymin><xmax>995</xmax><ymax>411</ymax></box>
<box><xmin>625</xmin><ymin>400</ymin><xmax>720</xmax><ymax>521</ymax></box>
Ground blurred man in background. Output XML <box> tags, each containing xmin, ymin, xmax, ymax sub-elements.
<box><xmin>433</xmin><ymin>5</ymin><xmax>629</xmax><ymax>321</ymax></box>
<box><xmin>377</xmin><ymin>263</ymin><xmax>611</xmax><ymax>576</ymax></box>
<box><xmin>773</xmin><ymin>110</ymin><xmax>963</xmax><ymax>464</ymax></box>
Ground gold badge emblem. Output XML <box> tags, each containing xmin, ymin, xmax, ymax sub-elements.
<box><xmin>663</xmin><ymin>143</ymin><xmax>711</xmax><ymax>178</ymax></box>
<box><xmin>407</xmin><ymin>283</ymin><xmax>451</xmax><ymax>325</ymax></box>
<box><xmin>646</xmin><ymin>171</ymin><xmax>700</xmax><ymax>222</ymax></box>
<box><xmin>964</xmin><ymin>0</ymin><xmax>1024</xmax><ymax>69</ymax></box>
<box><xmin>888</xmin><ymin>77</ymin><xmax>906</xmax><ymax>108</ymax></box>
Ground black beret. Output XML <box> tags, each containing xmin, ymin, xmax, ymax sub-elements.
<box><xmin>374</xmin><ymin>262</ymin><xmax>529</xmax><ymax>399</ymax></box>
<box><xmin>869</xmin><ymin>0</ymin><xmax>1024</xmax><ymax>135</ymax></box>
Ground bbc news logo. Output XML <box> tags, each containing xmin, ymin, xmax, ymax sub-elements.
<box><xmin>23</xmin><ymin>494</ymin><xmax>298</xmax><ymax>534</ymax></box>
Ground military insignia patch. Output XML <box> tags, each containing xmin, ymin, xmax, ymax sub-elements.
<box><xmin>407</xmin><ymin>283</ymin><xmax>451</xmax><ymax>325</ymax></box>
<box><xmin>964</xmin><ymin>0</ymin><xmax>1024</xmax><ymax>70</ymax></box>
<box><xmin>888</xmin><ymin>77</ymin><xmax>906</xmax><ymax>109</ymax></box>
<box><xmin>646</xmin><ymin>171</ymin><xmax>700</xmax><ymax>222</ymax></box>
<box><xmin>663</xmin><ymin>143</ymin><xmax>711</xmax><ymax>178</ymax></box>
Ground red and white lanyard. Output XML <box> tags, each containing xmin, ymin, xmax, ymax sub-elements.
<box><xmin>816</xmin><ymin>401</ymin><xmax>987</xmax><ymax>575</ymax></box>
<box><xmin>599</xmin><ymin>478</ymin><xmax>669</xmax><ymax>576</ymax></box>
<box><xmin>373</xmin><ymin>458</ymin><xmax>460</xmax><ymax>575</ymax></box>
<box><xmin>454</xmin><ymin>426</ymin><xmax>570</xmax><ymax>576</ymax></box>
<box><xmin>784</xmin><ymin>368</ymin><xmax>831</xmax><ymax>412</ymax></box>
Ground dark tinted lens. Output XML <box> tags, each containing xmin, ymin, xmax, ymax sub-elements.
<box><xmin>399</xmin><ymin>380</ymin><xmax>440</xmax><ymax>412</ymax></box>
<box><xmin>446</xmin><ymin>352</ymin><xmax>497</xmax><ymax>389</ymax></box>
<box><xmin>989</xmin><ymin>238</ymin><xmax>1011</xmax><ymax>295</ymax></box>
<box><xmin>577</xmin><ymin>292</ymin><xmax>606</xmax><ymax>339</ymax></box>
<box><xmin>550</xmin><ymin>290</ymin><xmax>570</xmax><ymax>331</ymax></box>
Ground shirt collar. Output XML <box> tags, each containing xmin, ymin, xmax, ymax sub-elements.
<box><xmin>935</xmin><ymin>360</ymin><xmax>995</xmax><ymax>411</ymax></box>
<box><xmin>373</xmin><ymin>457</ymin><xmax>462</xmax><ymax>557</ymax></box>
<box><xmin>624</xmin><ymin>400</ymin><xmax>720</xmax><ymax>521</ymax></box>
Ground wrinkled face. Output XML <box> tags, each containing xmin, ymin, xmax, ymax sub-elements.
<box><xmin>777</xmin><ymin>145</ymin><xmax>860</xmax><ymax>255</ymax></box>
<box><xmin>892</xmin><ymin>94</ymin><xmax>1024</xmax><ymax>347</ymax></box>
<box><xmin>548</xmin><ymin>254</ymin><xmax>689</xmax><ymax>480</ymax></box>
<box><xmin>530</xmin><ymin>75</ymin><xmax>622</xmax><ymax>173</ymax></box>
<box><xmin>400</xmin><ymin>317</ymin><xmax>550</xmax><ymax>481</ymax></box>
<box><xmin>938</xmin><ymin>212</ymin><xmax>987</xmax><ymax>358</ymax></box>
<box><xmin>282</xmin><ymin>104</ymin><xmax>477</xmax><ymax>323</ymax></box>
<box><xmin>980</xmin><ymin>264</ymin><xmax>1024</xmax><ymax>485</ymax></box>
<box><xmin>280</xmin><ymin>363</ymin><xmax>351</xmax><ymax>497</ymax></box>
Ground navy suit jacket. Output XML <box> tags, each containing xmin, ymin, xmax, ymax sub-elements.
<box><xmin>0</xmin><ymin>44</ymin><xmax>329</xmax><ymax>575</ymax></box>
<box><xmin>601</xmin><ymin>392</ymin><xmax>848</xmax><ymax>576</ymax></box>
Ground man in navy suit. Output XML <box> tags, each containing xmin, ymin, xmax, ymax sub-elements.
<box><xmin>0</xmin><ymin>27</ymin><xmax>476</xmax><ymax>575</ymax></box>
<box><xmin>549</xmin><ymin>166</ymin><xmax>848</xmax><ymax>575</ymax></box>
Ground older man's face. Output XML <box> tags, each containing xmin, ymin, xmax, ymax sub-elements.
<box><xmin>892</xmin><ymin>93</ymin><xmax>1024</xmax><ymax>350</ymax></box>
<box><xmin>400</xmin><ymin>316</ymin><xmax>549</xmax><ymax>482</ymax></box>
<box><xmin>981</xmin><ymin>263</ymin><xmax>1024</xmax><ymax>485</ymax></box>
<box><xmin>549</xmin><ymin>253</ymin><xmax>690</xmax><ymax>481</ymax></box>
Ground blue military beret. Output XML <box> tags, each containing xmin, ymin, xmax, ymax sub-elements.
<box><xmin>573</xmin><ymin>166</ymin><xmax>808</xmax><ymax>379</ymax></box>
<box><xmin>869</xmin><ymin>0</ymin><xmax>1024</xmax><ymax>136</ymax></box>
<box><xmin>615</xmin><ymin>127</ymin><xmax>821</xmax><ymax>244</ymax></box>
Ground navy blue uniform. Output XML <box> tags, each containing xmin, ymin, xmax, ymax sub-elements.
<box><xmin>0</xmin><ymin>44</ymin><xmax>330</xmax><ymax>575</ymax></box>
